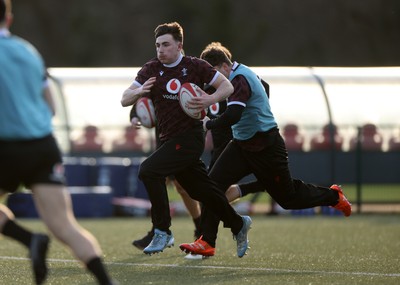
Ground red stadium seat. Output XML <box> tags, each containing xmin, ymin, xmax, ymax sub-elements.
<box><xmin>71</xmin><ymin>125</ymin><xmax>104</xmax><ymax>153</ymax></box>
<box><xmin>310</xmin><ymin>124</ymin><xmax>343</xmax><ymax>151</ymax></box>
<box><xmin>282</xmin><ymin>123</ymin><xmax>304</xmax><ymax>151</ymax></box>
<box><xmin>111</xmin><ymin>126</ymin><xmax>145</xmax><ymax>152</ymax></box>
<box><xmin>349</xmin><ymin>123</ymin><xmax>383</xmax><ymax>151</ymax></box>
<box><xmin>388</xmin><ymin>129</ymin><xmax>400</xmax><ymax>151</ymax></box>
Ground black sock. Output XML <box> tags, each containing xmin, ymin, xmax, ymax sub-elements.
<box><xmin>202</xmin><ymin>236</ymin><xmax>216</xmax><ymax>248</ymax></box>
<box><xmin>231</xmin><ymin>217</ymin><xmax>244</xmax><ymax>236</ymax></box>
<box><xmin>193</xmin><ymin>216</ymin><xmax>202</xmax><ymax>238</ymax></box>
<box><xmin>334</xmin><ymin>191</ymin><xmax>340</xmax><ymax>204</ymax></box>
<box><xmin>1</xmin><ymin>219</ymin><xmax>33</xmax><ymax>248</ymax></box>
<box><xmin>193</xmin><ymin>216</ymin><xmax>201</xmax><ymax>232</ymax></box>
<box><xmin>86</xmin><ymin>257</ymin><xmax>112</xmax><ymax>285</ymax></box>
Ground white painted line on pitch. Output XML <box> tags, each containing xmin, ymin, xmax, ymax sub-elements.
<box><xmin>1</xmin><ymin>255</ymin><xmax>399</xmax><ymax>278</ymax></box>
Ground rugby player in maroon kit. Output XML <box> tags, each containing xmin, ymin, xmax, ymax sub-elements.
<box><xmin>121</xmin><ymin>22</ymin><xmax>252</xmax><ymax>257</ymax></box>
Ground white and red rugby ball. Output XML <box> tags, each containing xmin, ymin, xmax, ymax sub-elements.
<box><xmin>178</xmin><ymin>82</ymin><xmax>207</xmax><ymax>119</ymax></box>
<box><xmin>135</xmin><ymin>97</ymin><xmax>156</xmax><ymax>128</ymax></box>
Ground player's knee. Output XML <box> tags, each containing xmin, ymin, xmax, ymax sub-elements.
<box><xmin>138</xmin><ymin>161</ymin><xmax>151</xmax><ymax>180</ymax></box>
<box><xmin>175</xmin><ymin>184</ymin><xmax>187</xmax><ymax>196</ymax></box>
<box><xmin>276</xmin><ymin>199</ymin><xmax>295</xmax><ymax>210</ymax></box>
<box><xmin>0</xmin><ymin>204</ymin><xmax>15</xmax><ymax>221</ymax></box>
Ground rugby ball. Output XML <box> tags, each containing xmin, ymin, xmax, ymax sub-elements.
<box><xmin>135</xmin><ymin>97</ymin><xmax>156</xmax><ymax>128</ymax></box>
<box><xmin>178</xmin><ymin>83</ymin><xmax>207</xmax><ymax>119</ymax></box>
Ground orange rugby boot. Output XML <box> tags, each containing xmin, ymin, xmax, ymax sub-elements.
<box><xmin>330</xmin><ymin>184</ymin><xmax>352</xmax><ymax>217</ymax></box>
<box><xmin>179</xmin><ymin>236</ymin><xmax>215</xmax><ymax>257</ymax></box>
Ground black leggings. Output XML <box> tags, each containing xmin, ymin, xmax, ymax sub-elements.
<box><xmin>138</xmin><ymin>128</ymin><xmax>243</xmax><ymax>234</ymax></box>
<box><xmin>202</xmin><ymin>129</ymin><xmax>338</xmax><ymax>245</ymax></box>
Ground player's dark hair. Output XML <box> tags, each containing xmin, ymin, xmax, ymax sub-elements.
<box><xmin>200</xmin><ymin>42</ymin><xmax>232</xmax><ymax>67</ymax></box>
<box><xmin>154</xmin><ymin>22</ymin><xmax>184</xmax><ymax>44</ymax></box>
<box><xmin>0</xmin><ymin>0</ymin><xmax>7</xmax><ymax>23</ymax></box>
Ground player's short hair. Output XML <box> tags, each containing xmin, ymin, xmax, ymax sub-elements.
<box><xmin>0</xmin><ymin>0</ymin><xmax>11</xmax><ymax>23</ymax></box>
<box><xmin>154</xmin><ymin>22</ymin><xmax>184</xmax><ymax>44</ymax></box>
<box><xmin>200</xmin><ymin>42</ymin><xmax>232</xmax><ymax>67</ymax></box>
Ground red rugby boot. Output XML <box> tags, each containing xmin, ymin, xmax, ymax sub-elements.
<box><xmin>179</xmin><ymin>236</ymin><xmax>215</xmax><ymax>257</ymax></box>
<box><xmin>330</xmin><ymin>184</ymin><xmax>352</xmax><ymax>217</ymax></box>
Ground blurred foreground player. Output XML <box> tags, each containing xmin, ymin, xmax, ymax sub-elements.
<box><xmin>0</xmin><ymin>1</ymin><xmax>116</xmax><ymax>284</ymax></box>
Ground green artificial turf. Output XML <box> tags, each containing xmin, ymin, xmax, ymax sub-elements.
<box><xmin>0</xmin><ymin>215</ymin><xmax>399</xmax><ymax>285</ymax></box>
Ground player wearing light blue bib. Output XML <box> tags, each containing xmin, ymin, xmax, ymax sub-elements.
<box><xmin>0</xmin><ymin>1</ymin><xmax>115</xmax><ymax>284</ymax></box>
<box><xmin>229</xmin><ymin>63</ymin><xmax>277</xmax><ymax>140</ymax></box>
<box><xmin>0</xmin><ymin>32</ymin><xmax>52</xmax><ymax>140</ymax></box>
<box><xmin>180</xmin><ymin>42</ymin><xmax>351</xmax><ymax>258</ymax></box>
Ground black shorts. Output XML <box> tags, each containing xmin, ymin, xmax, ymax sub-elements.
<box><xmin>0</xmin><ymin>134</ymin><xmax>65</xmax><ymax>193</ymax></box>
